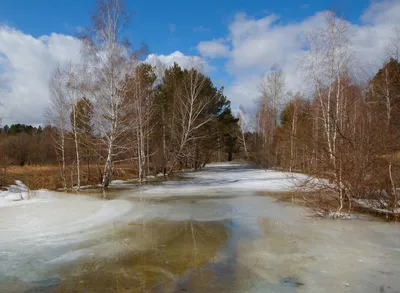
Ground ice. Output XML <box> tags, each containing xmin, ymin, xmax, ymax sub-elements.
<box><xmin>132</xmin><ymin>162</ymin><xmax>309</xmax><ymax>198</ymax></box>
<box><xmin>0</xmin><ymin>180</ymin><xmax>43</xmax><ymax>206</ymax></box>
<box><xmin>0</xmin><ymin>191</ymin><xmax>136</xmax><ymax>282</ymax></box>
<box><xmin>0</xmin><ymin>163</ymin><xmax>399</xmax><ymax>292</ymax></box>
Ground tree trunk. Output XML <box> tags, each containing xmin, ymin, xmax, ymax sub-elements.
<box><xmin>61</xmin><ymin>134</ymin><xmax>67</xmax><ymax>191</ymax></box>
<box><xmin>102</xmin><ymin>142</ymin><xmax>113</xmax><ymax>190</ymax></box>
<box><xmin>72</xmin><ymin>104</ymin><xmax>81</xmax><ymax>191</ymax></box>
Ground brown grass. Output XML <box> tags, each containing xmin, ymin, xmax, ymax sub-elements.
<box><xmin>2</xmin><ymin>164</ymin><xmax>138</xmax><ymax>190</ymax></box>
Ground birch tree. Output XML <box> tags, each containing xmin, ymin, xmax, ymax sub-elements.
<box><xmin>127</xmin><ymin>64</ymin><xmax>156</xmax><ymax>182</ymax></box>
<box><xmin>169</xmin><ymin>67</ymin><xmax>218</xmax><ymax>172</ymax></box>
<box><xmin>302</xmin><ymin>11</ymin><xmax>352</xmax><ymax>214</ymax></box>
<box><xmin>81</xmin><ymin>0</ymin><xmax>137</xmax><ymax>189</ymax></box>
<box><xmin>260</xmin><ymin>69</ymin><xmax>286</xmax><ymax>128</ymax></box>
<box><xmin>237</xmin><ymin>105</ymin><xmax>250</xmax><ymax>160</ymax></box>
<box><xmin>61</xmin><ymin>62</ymin><xmax>84</xmax><ymax>190</ymax></box>
<box><xmin>48</xmin><ymin>65</ymin><xmax>70</xmax><ymax>190</ymax></box>
<box><xmin>257</xmin><ymin>69</ymin><xmax>286</xmax><ymax>165</ymax></box>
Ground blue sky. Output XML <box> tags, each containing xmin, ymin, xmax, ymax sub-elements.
<box><xmin>0</xmin><ymin>0</ymin><xmax>370</xmax><ymax>54</ymax></box>
<box><xmin>1</xmin><ymin>0</ymin><xmax>400</xmax><ymax>125</ymax></box>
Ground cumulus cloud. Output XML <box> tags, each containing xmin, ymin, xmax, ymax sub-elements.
<box><xmin>200</xmin><ymin>0</ymin><xmax>400</xmax><ymax>111</ymax></box>
<box><xmin>0</xmin><ymin>26</ymin><xmax>81</xmax><ymax>125</ymax></box>
<box><xmin>360</xmin><ymin>0</ymin><xmax>400</xmax><ymax>25</ymax></box>
<box><xmin>0</xmin><ymin>28</ymin><xmax>208</xmax><ymax>125</ymax></box>
<box><xmin>2</xmin><ymin>0</ymin><xmax>400</xmax><ymax>125</ymax></box>
<box><xmin>145</xmin><ymin>51</ymin><xmax>211</xmax><ymax>72</ymax></box>
<box><xmin>197</xmin><ymin>39</ymin><xmax>230</xmax><ymax>58</ymax></box>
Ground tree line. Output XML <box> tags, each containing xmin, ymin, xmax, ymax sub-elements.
<box><xmin>41</xmin><ymin>0</ymin><xmax>241</xmax><ymax>191</ymax></box>
<box><xmin>0</xmin><ymin>0</ymin><xmax>242</xmax><ymax>191</ymax></box>
<box><xmin>244</xmin><ymin>12</ymin><xmax>400</xmax><ymax>216</ymax></box>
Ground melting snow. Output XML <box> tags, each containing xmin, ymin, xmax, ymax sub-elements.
<box><xmin>0</xmin><ymin>162</ymin><xmax>399</xmax><ymax>293</ymax></box>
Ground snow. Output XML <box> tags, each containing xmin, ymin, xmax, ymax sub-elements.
<box><xmin>132</xmin><ymin>162</ymin><xmax>309</xmax><ymax>198</ymax></box>
<box><xmin>110</xmin><ymin>179</ymin><xmax>126</xmax><ymax>184</ymax></box>
<box><xmin>319</xmin><ymin>211</ymin><xmax>360</xmax><ymax>219</ymax></box>
<box><xmin>0</xmin><ymin>163</ymin><xmax>399</xmax><ymax>292</ymax></box>
<box><xmin>0</xmin><ymin>180</ymin><xmax>54</xmax><ymax>207</ymax></box>
<box><xmin>354</xmin><ymin>199</ymin><xmax>400</xmax><ymax>215</ymax></box>
<box><xmin>0</xmin><ymin>189</ymin><xmax>136</xmax><ymax>282</ymax></box>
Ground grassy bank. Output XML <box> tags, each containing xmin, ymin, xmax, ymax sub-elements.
<box><xmin>1</xmin><ymin>164</ymin><xmax>138</xmax><ymax>190</ymax></box>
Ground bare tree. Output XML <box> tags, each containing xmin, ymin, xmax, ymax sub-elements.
<box><xmin>259</xmin><ymin>69</ymin><xmax>286</xmax><ymax>128</ymax></box>
<box><xmin>237</xmin><ymin>105</ymin><xmax>250</xmax><ymax>160</ymax></box>
<box><xmin>288</xmin><ymin>93</ymin><xmax>303</xmax><ymax>172</ymax></box>
<box><xmin>169</xmin><ymin>67</ymin><xmax>218</xmax><ymax>172</ymax></box>
<box><xmin>256</xmin><ymin>69</ymin><xmax>286</xmax><ymax>165</ymax></box>
<box><xmin>81</xmin><ymin>0</ymin><xmax>137</xmax><ymax>189</ymax></box>
<box><xmin>301</xmin><ymin>11</ymin><xmax>352</xmax><ymax>214</ymax></box>
<box><xmin>127</xmin><ymin>64</ymin><xmax>156</xmax><ymax>182</ymax></box>
<box><xmin>48</xmin><ymin>65</ymin><xmax>70</xmax><ymax>190</ymax></box>
<box><xmin>60</xmin><ymin>62</ymin><xmax>84</xmax><ymax>191</ymax></box>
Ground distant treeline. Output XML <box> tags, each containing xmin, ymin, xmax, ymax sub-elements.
<box><xmin>0</xmin><ymin>125</ymin><xmax>58</xmax><ymax>166</ymax></box>
<box><xmin>1</xmin><ymin>124</ymin><xmax>43</xmax><ymax>135</ymax></box>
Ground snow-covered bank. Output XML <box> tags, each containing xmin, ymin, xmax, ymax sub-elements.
<box><xmin>0</xmin><ymin>190</ymin><xmax>135</xmax><ymax>282</ymax></box>
<box><xmin>354</xmin><ymin>199</ymin><xmax>400</xmax><ymax>216</ymax></box>
<box><xmin>129</xmin><ymin>162</ymin><xmax>309</xmax><ymax>198</ymax></box>
<box><xmin>0</xmin><ymin>180</ymin><xmax>53</xmax><ymax>207</ymax></box>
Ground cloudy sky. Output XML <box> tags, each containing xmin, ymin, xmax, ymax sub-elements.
<box><xmin>0</xmin><ymin>0</ymin><xmax>400</xmax><ymax>125</ymax></box>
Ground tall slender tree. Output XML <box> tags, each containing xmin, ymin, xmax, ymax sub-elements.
<box><xmin>81</xmin><ymin>0</ymin><xmax>137</xmax><ymax>189</ymax></box>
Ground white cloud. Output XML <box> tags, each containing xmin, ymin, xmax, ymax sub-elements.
<box><xmin>227</xmin><ymin>12</ymin><xmax>326</xmax><ymax>72</ymax></box>
<box><xmin>225</xmin><ymin>74</ymin><xmax>261</xmax><ymax>108</ymax></box>
<box><xmin>199</xmin><ymin>0</ymin><xmax>400</xmax><ymax>111</ymax></box>
<box><xmin>360</xmin><ymin>0</ymin><xmax>400</xmax><ymax>25</ymax></box>
<box><xmin>145</xmin><ymin>51</ymin><xmax>211</xmax><ymax>72</ymax></box>
<box><xmin>197</xmin><ymin>39</ymin><xmax>230</xmax><ymax>58</ymax></box>
<box><xmin>0</xmin><ymin>26</ymin><xmax>81</xmax><ymax>126</ymax></box>
<box><xmin>2</xmin><ymin>0</ymin><xmax>400</xmax><ymax>125</ymax></box>
<box><xmin>0</xmin><ymin>27</ymin><xmax>209</xmax><ymax>125</ymax></box>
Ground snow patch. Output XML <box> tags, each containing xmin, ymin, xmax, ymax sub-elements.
<box><xmin>133</xmin><ymin>163</ymin><xmax>309</xmax><ymax>198</ymax></box>
<box><xmin>0</xmin><ymin>181</ymin><xmax>52</xmax><ymax>207</ymax></box>
<box><xmin>317</xmin><ymin>211</ymin><xmax>360</xmax><ymax>220</ymax></box>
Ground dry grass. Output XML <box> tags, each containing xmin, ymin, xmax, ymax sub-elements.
<box><xmin>2</xmin><ymin>164</ymin><xmax>138</xmax><ymax>190</ymax></box>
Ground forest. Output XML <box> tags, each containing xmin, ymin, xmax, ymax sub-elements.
<box><xmin>0</xmin><ymin>63</ymin><xmax>240</xmax><ymax>190</ymax></box>
<box><xmin>0</xmin><ymin>1</ymin><xmax>400</xmax><ymax>216</ymax></box>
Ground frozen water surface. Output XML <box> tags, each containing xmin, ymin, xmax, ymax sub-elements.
<box><xmin>0</xmin><ymin>163</ymin><xmax>399</xmax><ymax>292</ymax></box>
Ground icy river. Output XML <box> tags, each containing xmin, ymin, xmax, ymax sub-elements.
<box><xmin>0</xmin><ymin>163</ymin><xmax>399</xmax><ymax>293</ymax></box>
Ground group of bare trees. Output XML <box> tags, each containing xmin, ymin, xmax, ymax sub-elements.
<box><xmin>255</xmin><ymin>69</ymin><xmax>287</xmax><ymax>166</ymax></box>
<box><xmin>45</xmin><ymin>0</ymin><xmax>237</xmax><ymax>191</ymax></box>
<box><xmin>248</xmin><ymin>12</ymin><xmax>400</xmax><ymax>217</ymax></box>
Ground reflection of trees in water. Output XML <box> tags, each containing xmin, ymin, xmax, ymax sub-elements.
<box><xmin>53</xmin><ymin>220</ymin><xmax>228</xmax><ymax>293</ymax></box>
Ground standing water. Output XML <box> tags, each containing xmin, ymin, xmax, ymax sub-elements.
<box><xmin>0</xmin><ymin>163</ymin><xmax>399</xmax><ymax>293</ymax></box>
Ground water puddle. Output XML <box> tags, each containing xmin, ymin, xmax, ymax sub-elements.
<box><xmin>17</xmin><ymin>217</ymin><xmax>312</xmax><ymax>293</ymax></box>
<box><xmin>1</xmin><ymin>164</ymin><xmax>400</xmax><ymax>293</ymax></box>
